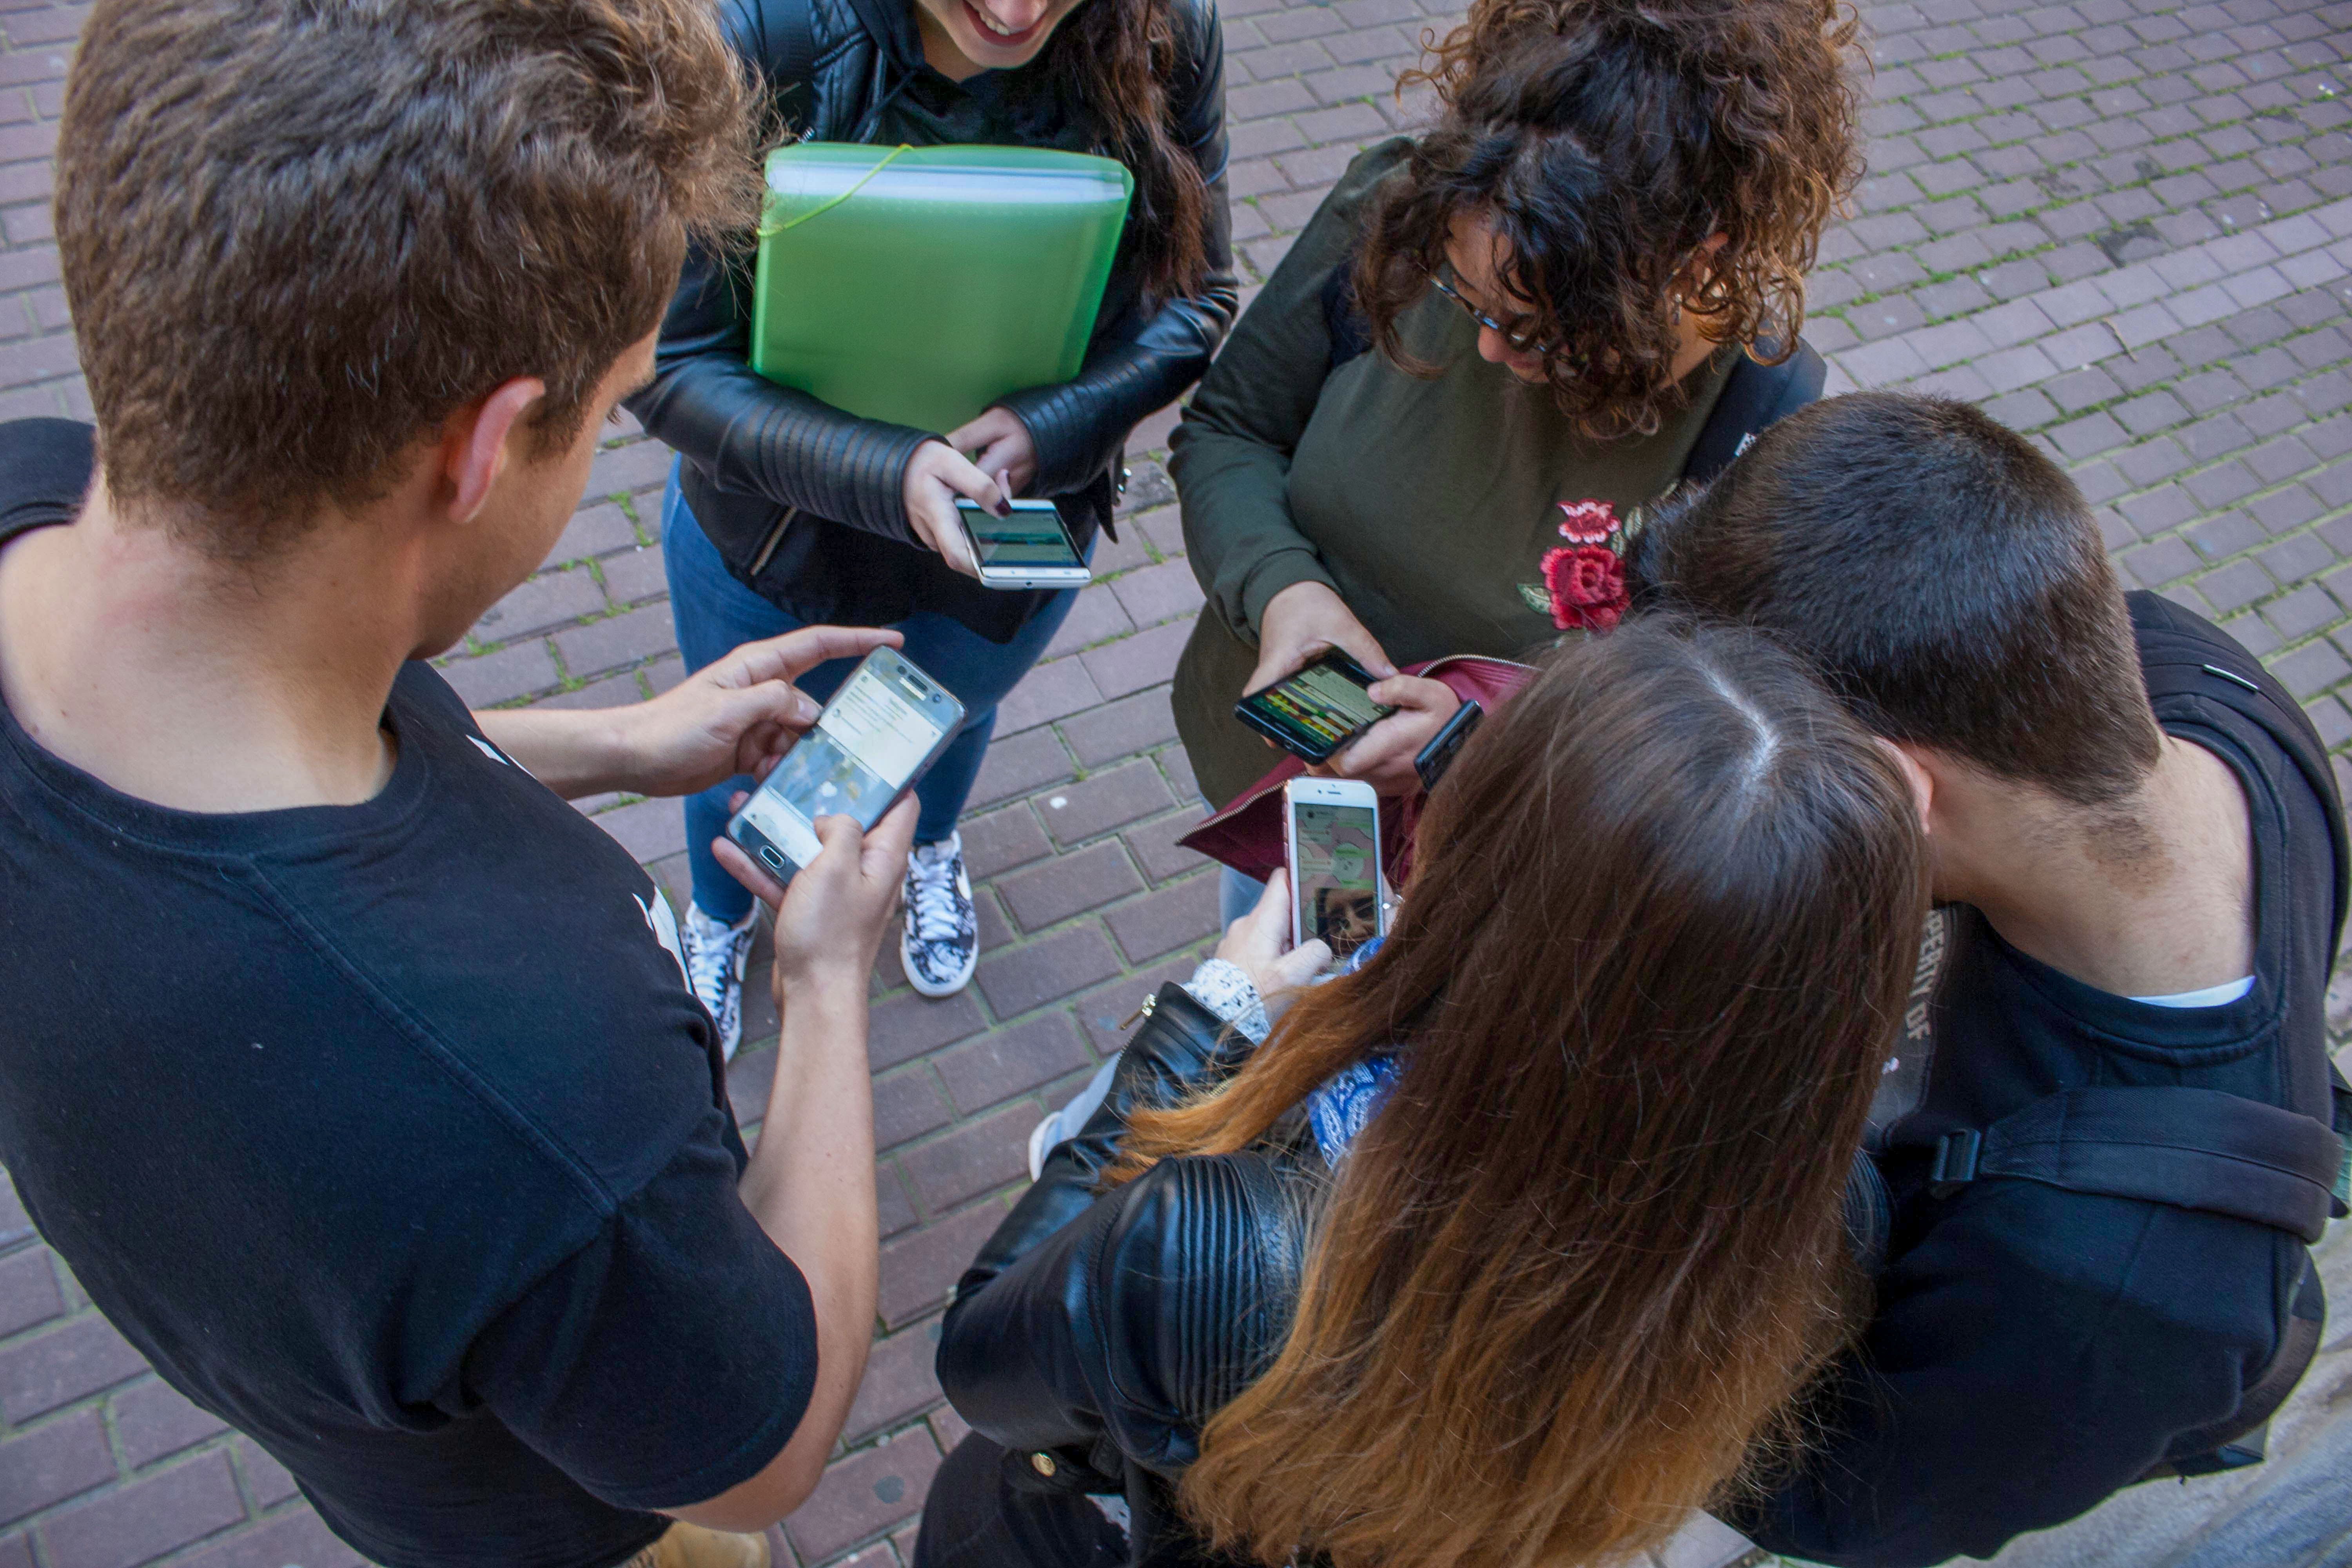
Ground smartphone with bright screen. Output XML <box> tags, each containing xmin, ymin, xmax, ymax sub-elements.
<box><xmin>1235</xmin><ymin>650</ymin><xmax>1395</xmax><ymax>762</ymax></box>
<box><xmin>729</xmin><ymin>650</ymin><xmax>963</xmax><ymax>878</ymax></box>
<box><xmin>955</xmin><ymin>500</ymin><xmax>1090</xmax><ymax>588</ymax></box>
<box><xmin>1289</xmin><ymin>792</ymin><xmax>1383</xmax><ymax>959</ymax></box>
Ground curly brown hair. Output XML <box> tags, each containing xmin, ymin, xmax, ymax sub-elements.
<box><xmin>1356</xmin><ymin>0</ymin><xmax>1863</xmax><ymax>441</ymax></box>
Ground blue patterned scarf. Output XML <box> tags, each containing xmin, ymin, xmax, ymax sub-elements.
<box><xmin>1303</xmin><ymin>937</ymin><xmax>1402</xmax><ymax>1165</ymax></box>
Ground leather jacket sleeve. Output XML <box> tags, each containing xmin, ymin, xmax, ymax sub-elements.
<box><xmin>628</xmin><ymin>243</ymin><xmax>935</xmax><ymax>546</ymax></box>
<box><xmin>936</xmin><ymin>984</ymin><xmax>1305</xmax><ymax>1479</ymax></box>
<box><xmin>994</xmin><ymin>0</ymin><xmax>1240</xmax><ymax>496</ymax></box>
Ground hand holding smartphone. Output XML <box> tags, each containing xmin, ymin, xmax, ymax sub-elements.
<box><xmin>953</xmin><ymin>498</ymin><xmax>1092</xmax><ymax>591</ymax></box>
<box><xmin>1235</xmin><ymin>649</ymin><xmax>1396</xmax><ymax>763</ymax></box>
<box><xmin>726</xmin><ymin>648</ymin><xmax>965</xmax><ymax>884</ymax></box>
<box><xmin>1283</xmin><ymin>777</ymin><xmax>1387</xmax><ymax>962</ymax></box>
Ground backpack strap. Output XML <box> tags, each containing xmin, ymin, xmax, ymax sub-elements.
<box><xmin>1926</xmin><ymin>1085</ymin><xmax>2348</xmax><ymax>1244</ymax></box>
<box><xmin>1681</xmin><ymin>339</ymin><xmax>1824</xmax><ymax>485</ymax></box>
<box><xmin>0</xmin><ymin>417</ymin><xmax>94</xmax><ymax>551</ymax></box>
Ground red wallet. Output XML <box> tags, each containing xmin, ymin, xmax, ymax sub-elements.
<box><xmin>1176</xmin><ymin>654</ymin><xmax>1534</xmax><ymax>888</ymax></box>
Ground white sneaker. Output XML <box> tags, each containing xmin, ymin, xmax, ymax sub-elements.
<box><xmin>680</xmin><ymin>902</ymin><xmax>759</xmax><ymax>1061</ymax></box>
<box><xmin>901</xmin><ymin>832</ymin><xmax>979</xmax><ymax>998</ymax></box>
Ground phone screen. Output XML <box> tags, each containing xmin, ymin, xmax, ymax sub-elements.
<box><xmin>1293</xmin><ymin>800</ymin><xmax>1382</xmax><ymax>958</ymax></box>
<box><xmin>958</xmin><ymin>505</ymin><xmax>1084</xmax><ymax>570</ymax></box>
<box><xmin>1247</xmin><ymin>657</ymin><xmax>1391</xmax><ymax>752</ymax></box>
<box><xmin>737</xmin><ymin>661</ymin><xmax>948</xmax><ymax>867</ymax></box>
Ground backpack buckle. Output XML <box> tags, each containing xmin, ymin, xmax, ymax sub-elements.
<box><xmin>1929</xmin><ymin>1128</ymin><xmax>1983</xmax><ymax>1198</ymax></box>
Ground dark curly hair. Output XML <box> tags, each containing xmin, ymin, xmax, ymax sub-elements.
<box><xmin>1037</xmin><ymin>0</ymin><xmax>1210</xmax><ymax>303</ymax></box>
<box><xmin>1357</xmin><ymin>0</ymin><xmax>1863</xmax><ymax>441</ymax></box>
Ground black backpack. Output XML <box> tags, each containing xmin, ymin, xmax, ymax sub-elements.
<box><xmin>1846</xmin><ymin>616</ymin><xmax>2352</xmax><ymax>1480</ymax></box>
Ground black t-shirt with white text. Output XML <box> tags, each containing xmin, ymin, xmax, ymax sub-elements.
<box><xmin>0</xmin><ymin>588</ymin><xmax>816</xmax><ymax>1566</ymax></box>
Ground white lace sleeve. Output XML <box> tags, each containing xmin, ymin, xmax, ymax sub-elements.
<box><xmin>1181</xmin><ymin>958</ymin><xmax>1270</xmax><ymax>1045</ymax></box>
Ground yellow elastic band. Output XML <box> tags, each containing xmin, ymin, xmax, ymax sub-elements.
<box><xmin>760</xmin><ymin>143</ymin><xmax>916</xmax><ymax>236</ymax></box>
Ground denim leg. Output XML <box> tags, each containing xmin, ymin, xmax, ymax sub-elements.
<box><xmin>661</xmin><ymin>469</ymin><xmax>804</xmax><ymax>924</ymax></box>
<box><xmin>1220</xmin><ymin>864</ymin><xmax>1267</xmax><ymax>927</ymax></box>
<box><xmin>888</xmin><ymin>588</ymin><xmax>1081</xmax><ymax>845</ymax></box>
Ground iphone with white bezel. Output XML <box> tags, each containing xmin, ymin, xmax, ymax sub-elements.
<box><xmin>1282</xmin><ymin>776</ymin><xmax>1386</xmax><ymax>960</ymax></box>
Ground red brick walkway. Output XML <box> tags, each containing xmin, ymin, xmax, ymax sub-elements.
<box><xmin>3</xmin><ymin>0</ymin><xmax>2351</xmax><ymax>1564</ymax></box>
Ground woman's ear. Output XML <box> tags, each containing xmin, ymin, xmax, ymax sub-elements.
<box><xmin>1876</xmin><ymin>737</ymin><xmax>1935</xmax><ymax>834</ymax></box>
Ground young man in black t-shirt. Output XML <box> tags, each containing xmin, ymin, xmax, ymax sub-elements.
<box><xmin>0</xmin><ymin>4</ymin><xmax>913</xmax><ymax>1565</ymax></box>
<box><xmin>1628</xmin><ymin>392</ymin><xmax>2345</xmax><ymax>1568</ymax></box>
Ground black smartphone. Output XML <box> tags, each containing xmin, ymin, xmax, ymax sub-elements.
<box><xmin>1413</xmin><ymin>700</ymin><xmax>1483</xmax><ymax>792</ymax></box>
<box><xmin>1233</xmin><ymin>649</ymin><xmax>1396</xmax><ymax>764</ymax></box>
<box><xmin>724</xmin><ymin>648</ymin><xmax>965</xmax><ymax>884</ymax></box>
<box><xmin>953</xmin><ymin>499</ymin><xmax>1092</xmax><ymax>590</ymax></box>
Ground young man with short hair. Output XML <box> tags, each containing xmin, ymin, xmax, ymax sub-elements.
<box><xmin>1628</xmin><ymin>392</ymin><xmax>2346</xmax><ymax>1568</ymax></box>
<box><xmin>0</xmin><ymin>2</ymin><xmax>908</xmax><ymax>1563</ymax></box>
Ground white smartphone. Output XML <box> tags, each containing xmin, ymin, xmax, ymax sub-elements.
<box><xmin>954</xmin><ymin>498</ymin><xmax>1092</xmax><ymax>590</ymax></box>
<box><xmin>724</xmin><ymin>647</ymin><xmax>966</xmax><ymax>884</ymax></box>
<box><xmin>1283</xmin><ymin>776</ymin><xmax>1386</xmax><ymax>960</ymax></box>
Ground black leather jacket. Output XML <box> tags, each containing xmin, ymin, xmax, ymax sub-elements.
<box><xmin>937</xmin><ymin>983</ymin><xmax>1311</xmax><ymax>1566</ymax></box>
<box><xmin>626</xmin><ymin>0</ymin><xmax>1238</xmax><ymax>643</ymax></box>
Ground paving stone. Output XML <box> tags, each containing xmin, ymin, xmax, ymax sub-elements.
<box><xmin>901</xmin><ymin>1103</ymin><xmax>1038</xmax><ymax>1214</ymax></box>
<box><xmin>1074</xmin><ymin>953</ymin><xmax>1212</xmax><ymax>1054</ymax></box>
<box><xmin>1060</xmin><ymin>686</ymin><xmax>1181</xmax><ymax>769</ymax></box>
<box><xmin>0</xmin><ymin>1313</ymin><xmax>149</xmax><ymax>1423</ymax></box>
<box><xmin>934</xmin><ymin>1012</ymin><xmax>1093</xmax><ymax>1117</ymax></box>
<box><xmin>975</xmin><ymin>925</ymin><xmax>1124</xmax><ymax>1019</ymax></box>
<box><xmin>474</xmin><ymin>568</ymin><xmax>605</xmax><ymax>644</ymax></box>
<box><xmin>998</xmin><ymin>840</ymin><xmax>1146</xmax><ymax>933</ymax></box>
<box><xmin>786</xmin><ymin>1429</ymin><xmax>945</xmax><ymax>1564</ymax></box>
<box><xmin>37</xmin><ymin>1450</ymin><xmax>245</xmax><ymax>1568</ymax></box>
<box><xmin>0</xmin><ymin>1410</ymin><xmax>114</xmax><ymax>1525</ymax></box>
<box><xmin>552</xmin><ymin>604</ymin><xmax>677</xmax><ymax>681</ymax></box>
<box><xmin>843</xmin><ymin>1324</ymin><xmax>946</xmax><ymax>1447</ymax></box>
<box><xmin>1079</xmin><ymin>617</ymin><xmax>1196</xmax><ymax>700</ymax></box>
<box><xmin>169</xmin><ymin>1508</ymin><xmax>364</xmax><ymax>1568</ymax></box>
<box><xmin>868</xmin><ymin>989</ymin><xmax>988</xmax><ymax>1072</ymax></box>
<box><xmin>437</xmin><ymin>641</ymin><xmax>559</xmax><ymax>707</ymax></box>
<box><xmin>877</xmin><ymin>1200</ymin><xmax>1006</xmax><ymax>1329</ymax></box>
<box><xmin>233</xmin><ymin>1439</ymin><xmax>301</xmax><ymax>1510</ymax></box>
<box><xmin>995</xmin><ymin>656</ymin><xmax>1103</xmax><ymax>736</ymax></box>
<box><xmin>1124</xmin><ymin>810</ymin><xmax>1212</xmax><ymax>885</ymax></box>
<box><xmin>1035</xmin><ymin>759</ymin><xmax>1176</xmax><ymax>848</ymax></box>
<box><xmin>1104</xmin><ymin>873</ymin><xmax>1224</xmax><ymax>964</ymax></box>
<box><xmin>965</xmin><ymin>728</ymin><xmax>1075</xmax><ymax>810</ymax></box>
<box><xmin>0</xmin><ymin>1249</ymin><xmax>61</xmax><ymax>1338</ymax></box>
<box><xmin>960</xmin><ymin>802</ymin><xmax>1053</xmax><ymax>881</ymax></box>
<box><xmin>873</xmin><ymin>1068</ymin><xmax>954</xmax><ymax>1154</ymax></box>
<box><xmin>111</xmin><ymin>1378</ymin><xmax>230</xmax><ymax>1471</ymax></box>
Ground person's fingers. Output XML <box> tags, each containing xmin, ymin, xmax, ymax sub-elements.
<box><xmin>713</xmin><ymin>837</ymin><xmax>789</xmax><ymax>910</ymax></box>
<box><xmin>728</xmin><ymin>789</ymin><xmax>750</xmax><ymax>812</ymax></box>
<box><xmin>1243</xmin><ymin>868</ymin><xmax>1291</xmax><ymax>949</ymax></box>
<box><xmin>1365</xmin><ymin>675</ymin><xmax>1454</xmax><ymax>711</ymax></box>
<box><xmin>911</xmin><ymin>489</ymin><xmax>984</xmax><ymax>577</ymax></box>
<box><xmin>862</xmin><ymin>795</ymin><xmax>920</xmax><ymax>882</ymax></box>
<box><xmin>722</xmin><ymin>625</ymin><xmax>902</xmax><ymax>688</ymax></box>
<box><xmin>709</xmin><ymin>679</ymin><xmax>820</xmax><ymax>742</ymax></box>
<box><xmin>1268</xmin><ymin>938</ymin><xmax>1332</xmax><ymax>991</ymax></box>
<box><xmin>995</xmin><ymin>467</ymin><xmax>1017</xmax><ymax>502</ymax></box>
<box><xmin>931</xmin><ymin>447</ymin><xmax>1009</xmax><ymax>516</ymax></box>
<box><xmin>1333</xmin><ymin>625</ymin><xmax>1397</xmax><ymax>681</ymax></box>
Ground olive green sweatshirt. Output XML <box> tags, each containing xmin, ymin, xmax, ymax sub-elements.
<box><xmin>1169</xmin><ymin>139</ymin><xmax>1733</xmax><ymax>807</ymax></box>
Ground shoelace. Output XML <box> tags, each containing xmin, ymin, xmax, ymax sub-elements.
<box><xmin>905</xmin><ymin>847</ymin><xmax>967</xmax><ymax>942</ymax></box>
<box><xmin>684</xmin><ymin>915</ymin><xmax>746</xmax><ymax>1004</ymax></box>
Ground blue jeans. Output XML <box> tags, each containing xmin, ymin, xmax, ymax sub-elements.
<box><xmin>663</xmin><ymin>470</ymin><xmax>1079</xmax><ymax>923</ymax></box>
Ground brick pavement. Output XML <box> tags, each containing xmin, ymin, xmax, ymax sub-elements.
<box><xmin>2</xmin><ymin>0</ymin><xmax>2350</xmax><ymax>1564</ymax></box>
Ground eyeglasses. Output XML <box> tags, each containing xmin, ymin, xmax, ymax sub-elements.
<box><xmin>1428</xmin><ymin>266</ymin><xmax>1560</xmax><ymax>358</ymax></box>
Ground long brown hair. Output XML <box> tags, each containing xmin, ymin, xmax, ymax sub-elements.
<box><xmin>1116</xmin><ymin>620</ymin><xmax>1928</xmax><ymax>1568</ymax></box>
<box><xmin>1357</xmin><ymin>0</ymin><xmax>1863</xmax><ymax>440</ymax></box>
<box><xmin>1038</xmin><ymin>0</ymin><xmax>1210</xmax><ymax>301</ymax></box>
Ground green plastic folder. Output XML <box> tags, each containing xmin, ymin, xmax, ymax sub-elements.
<box><xmin>750</xmin><ymin>143</ymin><xmax>1134</xmax><ymax>435</ymax></box>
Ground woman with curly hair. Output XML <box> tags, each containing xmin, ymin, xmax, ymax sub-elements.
<box><xmin>915</xmin><ymin>619</ymin><xmax>1931</xmax><ymax>1568</ymax></box>
<box><xmin>1169</xmin><ymin>0</ymin><xmax>1860</xmax><ymax>834</ymax></box>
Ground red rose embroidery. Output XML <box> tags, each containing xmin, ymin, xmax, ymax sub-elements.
<box><xmin>1555</xmin><ymin>498</ymin><xmax>1618</xmax><ymax>544</ymax></box>
<box><xmin>1541</xmin><ymin>544</ymin><xmax>1628</xmax><ymax>633</ymax></box>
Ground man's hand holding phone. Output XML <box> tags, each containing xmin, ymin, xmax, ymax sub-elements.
<box><xmin>717</xmin><ymin>796</ymin><xmax>918</xmax><ymax>997</ymax></box>
<box><xmin>470</xmin><ymin>625</ymin><xmax>902</xmax><ymax>802</ymax></box>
